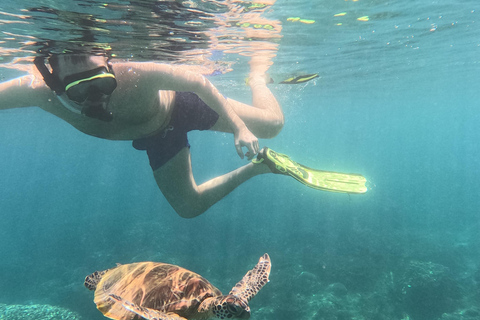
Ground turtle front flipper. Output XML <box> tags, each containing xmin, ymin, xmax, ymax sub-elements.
<box><xmin>229</xmin><ymin>253</ymin><xmax>271</xmax><ymax>302</ymax></box>
<box><xmin>109</xmin><ymin>294</ymin><xmax>186</xmax><ymax>320</ymax></box>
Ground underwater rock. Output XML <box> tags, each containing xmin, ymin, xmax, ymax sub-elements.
<box><xmin>474</xmin><ymin>267</ymin><xmax>480</xmax><ymax>284</ymax></box>
<box><xmin>0</xmin><ymin>303</ymin><xmax>82</xmax><ymax>320</ymax></box>
<box><xmin>291</xmin><ymin>269</ymin><xmax>320</xmax><ymax>295</ymax></box>
<box><xmin>439</xmin><ymin>307</ymin><xmax>480</xmax><ymax>320</ymax></box>
<box><xmin>312</xmin><ymin>292</ymin><xmax>357</xmax><ymax>320</ymax></box>
<box><xmin>325</xmin><ymin>282</ymin><xmax>348</xmax><ymax>297</ymax></box>
<box><xmin>396</xmin><ymin>261</ymin><xmax>460</xmax><ymax>320</ymax></box>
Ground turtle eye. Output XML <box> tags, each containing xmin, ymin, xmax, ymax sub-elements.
<box><xmin>227</xmin><ymin>304</ymin><xmax>240</xmax><ymax>315</ymax></box>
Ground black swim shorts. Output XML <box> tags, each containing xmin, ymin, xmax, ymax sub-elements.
<box><xmin>132</xmin><ymin>92</ymin><xmax>219</xmax><ymax>171</ymax></box>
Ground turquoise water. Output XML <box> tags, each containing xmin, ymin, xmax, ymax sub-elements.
<box><xmin>1</xmin><ymin>1</ymin><xmax>479</xmax><ymax>320</ymax></box>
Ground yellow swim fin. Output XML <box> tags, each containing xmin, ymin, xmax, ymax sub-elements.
<box><xmin>253</xmin><ymin>148</ymin><xmax>367</xmax><ymax>194</ymax></box>
<box><xmin>280</xmin><ymin>73</ymin><xmax>319</xmax><ymax>84</ymax></box>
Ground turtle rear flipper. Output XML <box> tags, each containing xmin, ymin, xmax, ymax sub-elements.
<box><xmin>229</xmin><ymin>253</ymin><xmax>271</xmax><ymax>302</ymax></box>
<box><xmin>109</xmin><ymin>294</ymin><xmax>186</xmax><ymax>320</ymax></box>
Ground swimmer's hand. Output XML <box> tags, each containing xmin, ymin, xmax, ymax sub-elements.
<box><xmin>234</xmin><ymin>126</ymin><xmax>259</xmax><ymax>160</ymax></box>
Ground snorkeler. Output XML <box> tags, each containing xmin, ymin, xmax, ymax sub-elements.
<box><xmin>0</xmin><ymin>53</ymin><xmax>366</xmax><ymax>218</ymax></box>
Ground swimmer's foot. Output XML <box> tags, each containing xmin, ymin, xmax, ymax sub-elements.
<box><xmin>279</xmin><ymin>73</ymin><xmax>319</xmax><ymax>84</ymax></box>
<box><xmin>252</xmin><ymin>147</ymin><xmax>288</xmax><ymax>175</ymax></box>
<box><xmin>252</xmin><ymin>147</ymin><xmax>368</xmax><ymax>194</ymax></box>
<box><xmin>246</xmin><ymin>74</ymin><xmax>274</xmax><ymax>87</ymax></box>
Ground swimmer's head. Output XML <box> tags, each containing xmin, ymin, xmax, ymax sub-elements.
<box><xmin>35</xmin><ymin>54</ymin><xmax>116</xmax><ymax>121</ymax></box>
<box><xmin>48</xmin><ymin>54</ymin><xmax>108</xmax><ymax>82</ymax></box>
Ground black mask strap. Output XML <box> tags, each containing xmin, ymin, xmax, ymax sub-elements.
<box><xmin>33</xmin><ymin>57</ymin><xmax>65</xmax><ymax>95</ymax></box>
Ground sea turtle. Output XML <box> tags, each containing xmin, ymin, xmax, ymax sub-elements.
<box><xmin>84</xmin><ymin>253</ymin><xmax>271</xmax><ymax>320</ymax></box>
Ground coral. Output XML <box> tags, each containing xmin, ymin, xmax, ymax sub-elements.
<box><xmin>0</xmin><ymin>303</ymin><xmax>82</xmax><ymax>320</ymax></box>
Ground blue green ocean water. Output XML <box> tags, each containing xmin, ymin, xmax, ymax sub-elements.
<box><xmin>1</xmin><ymin>1</ymin><xmax>479</xmax><ymax>320</ymax></box>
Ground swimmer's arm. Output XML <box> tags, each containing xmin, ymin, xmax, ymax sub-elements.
<box><xmin>0</xmin><ymin>75</ymin><xmax>51</xmax><ymax>110</ymax></box>
<box><xmin>140</xmin><ymin>63</ymin><xmax>259</xmax><ymax>158</ymax></box>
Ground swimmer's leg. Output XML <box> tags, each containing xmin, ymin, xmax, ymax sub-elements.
<box><xmin>210</xmin><ymin>56</ymin><xmax>284</xmax><ymax>139</ymax></box>
<box><xmin>153</xmin><ymin>147</ymin><xmax>270</xmax><ymax>218</ymax></box>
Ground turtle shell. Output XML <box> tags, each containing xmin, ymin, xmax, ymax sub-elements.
<box><xmin>94</xmin><ymin>262</ymin><xmax>222</xmax><ymax>320</ymax></box>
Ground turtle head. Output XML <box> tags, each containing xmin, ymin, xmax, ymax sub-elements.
<box><xmin>84</xmin><ymin>269</ymin><xmax>109</xmax><ymax>291</ymax></box>
<box><xmin>211</xmin><ymin>295</ymin><xmax>250</xmax><ymax>320</ymax></box>
<box><xmin>199</xmin><ymin>254</ymin><xmax>271</xmax><ymax>320</ymax></box>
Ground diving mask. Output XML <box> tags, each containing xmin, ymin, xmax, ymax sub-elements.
<box><xmin>63</xmin><ymin>67</ymin><xmax>117</xmax><ymax>103</ymax></box>
<box><xmin>57</xmin><ymin>92</ymin><xmax>114</xmax><ymax>122</ymax></box>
